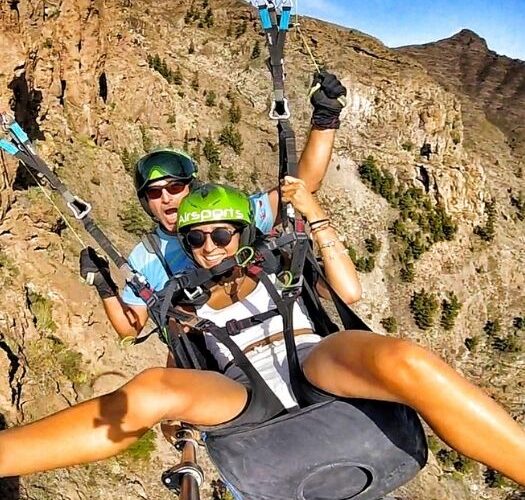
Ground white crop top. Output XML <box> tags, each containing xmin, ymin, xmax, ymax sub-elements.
<box><xmin>196</xmin><ymin>274</ymin><xmax>314</xmax><ymax>371</ymax></box>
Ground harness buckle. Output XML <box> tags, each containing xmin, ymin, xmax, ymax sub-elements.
<box><xmin>184</xmin><ymin>286</ymin><xmax>204</xmax><ymax>301</ymax></box>
<box><xmin>67</xmin><ymin>196</ymin><xmax>92</xmax><ymax>220</ymax></box>
<box><xmin>225</xmin><ymin>319</ymin><xmax>242</xmax><ymax>336</ymax></box>
<box><xmin>269</xmin><ymin>97</ymin><xmax>290</xmax><ymax>119</ymax></box>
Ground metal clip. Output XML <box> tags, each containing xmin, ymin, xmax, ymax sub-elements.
<box><xmin>269</xmin><ymin>97</ymin><xmax>291</xmax><ymax>119</ymax></box>
<box><xmin>184</xmin><ymin>286</ymin><xmax>204</xmax><ymax>301</ymax></box>
<box><xmin>67</xmin><ymin>196</ymin><xmax>92</xmax><ymax>219</ymax></box>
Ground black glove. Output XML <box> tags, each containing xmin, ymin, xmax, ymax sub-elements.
<box><xmin>309</xmin><ymin>70</ymin><xmax>347</xmax><ymax>130</ymax></box>
<box><xmin>79</xmin><ymin>247</ymin><xmax>118</xmax><ymax>299</ymax></box>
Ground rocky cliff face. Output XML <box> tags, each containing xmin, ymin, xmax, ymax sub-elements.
<box><xmin>0</xmin><ymin>2</ymin><xmax>523</xmax><ymax>499</ymax></box>
<box><xmin>399</xmin><ymin>29</ymin><xmax>525</xmax><ymax>160</ymax></box>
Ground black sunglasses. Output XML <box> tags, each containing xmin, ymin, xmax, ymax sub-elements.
<box><xmin>185</xmin><ymin>227</ymin><xmax>240</xmax><ymax>249</ymax></box>
<box><xmin>145</xmin><ymin>180</ymin><xmax>188</xmax><ymax>199</ymax></box>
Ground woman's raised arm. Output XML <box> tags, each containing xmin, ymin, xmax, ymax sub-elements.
<box><xmin>280</xmin><ymin>176</ymin><xmax>361</xmax><ymax>304</ymax></box>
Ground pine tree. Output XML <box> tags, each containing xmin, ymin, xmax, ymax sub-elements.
<box><xmin>251</xmin><ymin>40</ymin><xmax>261</xmax><ymax>59</ymax></box>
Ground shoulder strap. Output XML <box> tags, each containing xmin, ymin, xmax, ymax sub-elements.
<box><xmin>141</xmin><ymin>229</ymin><xmax>174</xmax><ymax>278</ymax></box>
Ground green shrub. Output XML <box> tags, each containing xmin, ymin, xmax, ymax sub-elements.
<box><xmin>427</xmin><ymin>435</ymin><xmax>441</xmax><ymax>454</ymax></box>
<box><xmin>121</xmin><ymin>148</ymin><xmax>140</xmax><ymax>175</ymax></box>
<box><xmin>173</xmin><ymin>66</ymin><xmax>183</xmax><ymax>85</ymax></box>
<box><xmin>474</xmin><ymin>198</ymin><xmax>496</xmax><ymax>242</ymax></box>
<box><xmin>55</xmin><ymin>344</ymin><xmax>86</xmax><ymax>383</ymax></box>
<box><xmin>27</xmin><ymin>336</ymin><xmax>86</xmax><ymax>385</ymax></box>
<box><xmin>400</xmin><ymin>262</ymin><xmax>415</xmax><ymax>283</ymax></box>
<box><xmin>119</xmin><ymin>201</ymin><xmax>154</xmax><ymax>236</ymax></box>
<box><xmin>188</xmin><ymin>40</ymin><xmax>195</xmax><ymax>54</ymax></box>
<box><xmin>483</xmin><ymin>319</ymin><xmax>501</xmax><ymax>337</ymax></box>
<box><xmin>355</xmin><ymin>256</ymin><xmax>375</xmax><ymax>273</ymax></box>
<box><xmin>440</xmin><ymin>292</ymin><xmax>462</xmax><ymax>330</ymax></box>
<box><xmin>345</xmin><ymin>246</ymin><xmax>375</xmax><ymax>272</ymax></box>
<box><xmin>251</xmin><ymin>40</ymin><xmax>261</xmax><ymax>59</ymax></box>
<box><xmin>204</xmin><ymin>134</ymin><xmax>221</xmax><ymax>165</ymax></box>
<box><xmin>358</xmin><ymin>156</ymin><xmax>396</xmax><ymax>203</ymax></box>
<box><xmin>364</xmin><ymin>234</ymin><xmax>381</xmax><ymax>254</ymax></box>
<box><xmin>513</xmin><ymin>316</ymin><xmax>524</xmax><ymax>330</ymax></box>
<box><xmin>228</xmin><ymin>101</ymin><xmax>241</xmax><ymax>124</ymax></box>
<box><xmin>235</xmin><ymin>20</ymin><xmax>247</xmax><ymax>37</ymax></box>
<box><xmin>120</xmin><ymin>429</ymin><xmax>156</xmax><ymax>462</ymax></box>
<box><xmin>184</xmin><ymin>6</ymin><xmax>200</xmax><ymax>24</ymax></box>
<box><xmin>491</xmin><ymin>335</ymin><xmax>521</xmax><ymax>353</ymax></box>
<box><xmin>410</xmin><ymin>289</ymin><xmax>439</xmax><ymax>329</ymax></box>
<box><xmin>483</xmin><ymin>468</ymin><xmax>506</xmax><ymax>488</ymax></box>
<box><xmin>140</xmin><ymin>125</ymin><xmax>153</xmax><ymax>152</ymax></box>
<box><xmin>381</xmin><ymin>316</ymin><xmax>398</xmax><ymax>333</ymax></box>
<box><xmin>218</xmin><ymin>124</ymin><xmax>243</xmax><ymax>155</ymax></box>
<box><xmin>205</xmin><ymin>90</ymin><xmax>217</xmax><ymax>107</ymax></box>
<box><xmin>27</xmin><ymin>290</ymin><xmax>57</xmax><ymax>333</ymax></box>
<box><xmin>435</xmin><ymin>446</ymin><xmax>475</xmax><ymax>475</ymax></box>
<box><xmin>191</xmin><ymin>72</ymin><xmax>200</xmax><ymax>91</ymax></box>
<box><xmin>465</xmin><ymin>336</ymin><xmax>479</xmax><ymax>351</ymax></box>
<box><xmin>0</xmin><ymin>250</ymin><xmax>18</xmax><ymax>285</ymax></box>
<box><xmin>147</xmin><ymin>54</ymin><xmax>179</xmax><ymax>84</ymax></box>
<box><xmin>401</xmin><ymin>141</ymin><xmax>414</xmax><ymax>152</ymax></box>
<box><xmin>192</xmin><ymin>141</ymin><xmax>201</xmax><ymax>163</ymax></box>
<box><xmin>225</xmin><ymin>166</ymin><xmax>235</xmax><ymax>182</ymax></box>
<box><xmin>203</xmin><ymin>7</ymin><xmax>214</xmax><ymax>27</ymax></box>
<box><xmin>346</xmin><ymin>245</ymin><xmax>357</xmax><ymax>263</ymax></box>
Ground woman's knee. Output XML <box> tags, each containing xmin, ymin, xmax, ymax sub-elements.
<box><xmin>369</xmin><ymin>338</ymin><xmax>440</xmax><ymax>395</ymax></box>
<box><xmin>122</xmin><ymin>367</ymin><xmax>187</xmax><ymax>421</ymax></box>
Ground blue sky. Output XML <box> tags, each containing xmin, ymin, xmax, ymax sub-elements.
<box><xmin>293</xmin><ymin>0</ymin><xmax>525</xmax><ymax>60</ymax></box>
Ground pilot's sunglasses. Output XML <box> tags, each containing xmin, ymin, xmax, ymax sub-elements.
<box><xmin>145</xmin><ymin>181</ymin><xmax>187</xmax><ymax>199</ymax></box>
<box><xmin>185</xmin><ymin>227</ymin><xmax>239</xmax><ymax>248</ymax></box>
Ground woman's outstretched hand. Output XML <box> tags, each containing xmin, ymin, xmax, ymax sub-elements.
<box><xmin>280</xmin><ymin>176</ymin><xmax>326</xmax><ymax>222</ymax></box>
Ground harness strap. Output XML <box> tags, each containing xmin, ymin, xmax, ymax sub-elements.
<box><xmin>305</xmin><ymin>251</ymin><xmax>371</xmax><ymax>331</ymax></box>
<box><xmin>142</xmin><ymin>230</ymin><xmax>174</xmax><ymax>278</ymax></box>
<box><xmin>257</xmin><ymin>0</ymin><xmax>293</xmax><ymax>119</ymax></box>
<box><xmin>202</xmin><ymin>320</ymin><xmax>286</xmax><ymax>412</ymax></box>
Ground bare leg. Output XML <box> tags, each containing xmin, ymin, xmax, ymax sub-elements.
<box><xmin>0</xmin><ymin>367</ymin><xmax>247</xmax><ymax>477</ymax></box>
<box><xmin>303</xmin><ymin>330</ymin><xmax>525</xmax><ymax>485</ymax></box>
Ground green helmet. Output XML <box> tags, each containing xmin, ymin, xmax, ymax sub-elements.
<box><xmin>134</xmin><ymin>148</ymin><xmax>198</xmax><ymax>217</ymax></box>
<box><xmin>177</xmin><ymin>183</ymin><xmax>256</xmax><ymax>248</ymax></box>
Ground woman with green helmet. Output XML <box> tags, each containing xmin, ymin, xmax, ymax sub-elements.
<box><xmin>1</xmin><ymin>178</ymin><xmax>524</xmax><ymax>488</ymax></box>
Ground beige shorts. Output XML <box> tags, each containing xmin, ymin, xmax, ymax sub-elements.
<box><xmin>224</xmin><ymin>334</ymin><xmax>322</xmax><ymax>409</ymax></box>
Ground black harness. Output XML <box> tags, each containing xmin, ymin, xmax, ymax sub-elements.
<box><xmin>146</xmin><ymin>224</ymin><xmax>427</xmax><ymax>499</ymax></box>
